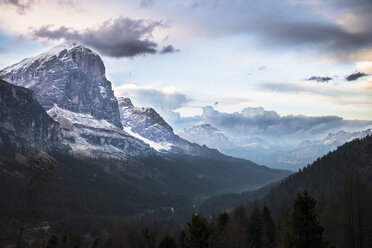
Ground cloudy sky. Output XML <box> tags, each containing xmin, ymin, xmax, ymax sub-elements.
<box><xmin>1</xmin><ymin>0</ymin><xmax>372</xmax><ymax>143</ymax></box>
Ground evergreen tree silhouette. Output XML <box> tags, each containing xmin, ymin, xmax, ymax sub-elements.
<box><xmin>185</xmin><ymin>214</ymin><xmax>213</xmax><ymax>248</ymax></box>
<box><xmin>285</xmin><ymin>190</ymin><xmax>329</xmax><ymax>248</ymax></box>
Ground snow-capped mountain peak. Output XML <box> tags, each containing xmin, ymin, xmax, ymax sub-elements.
<box><xmin>117</xmin><ymin>98</ymin><xmax>223</xmax><ymax>157</ymax></box>
<box><xmin>118</xmin><ymin>97</ymin><xmax>174</xmax><ymax>143</ymax></box>
<box><xmin>118</xmin><ymin>97</ymin><xmax>134</xmax><ymax>109</ymax></box>
<box><xmin>275</xmin><ymin>128</ymin><xmax>372</xmax><ymax>170</ymax></box>
<box><xmin>1</xmin><ymin>41</ymin><xmax>95</xmax><ymax>75</ymax></box>
<box><xmin>0</xmin><ymin>41</ymin><xmax>122</xmax><ymax>128</ymax></box>
<box><xmin>177</xmin><ymin>123</ymin><xmax>233</xmax><ymax>151</ymax></box>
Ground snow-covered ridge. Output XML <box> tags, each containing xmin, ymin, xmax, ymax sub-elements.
<box><xmin>1</xmin><ymin>41</ymin><xmax>96</xmax><ymax>74</ymax></box>
<box><xmin>118</xmin><ymin>97</ymin><xmax>175</xmax><ymax>143</ymax></box>
<box><xmin>47</xmin><ymin>105</ymin><xmax>154</xmax><ymax>159</ymax></box>
<box><xmin>47</xmin><ymin>105</ymin><xmax>171</xmax><ymax>155</ymax></box>
<box><xmin>177</xmin><ymin>123</ymin><xmax>234</xmax><ymax>152</ymax></box>
<box><xmin>321</xmin><ymin>129</ymin><xmax>372</xmax><ymax>146</ymax></box>
<box><xmin>276</xmin><ymin>128</ymin><xmax>372</xmax><ymax>170</ymax></box>
<box><xmin>47</xmin><ymin>104</ymin><xmax>119</xmax><ymax>130</ymax></box>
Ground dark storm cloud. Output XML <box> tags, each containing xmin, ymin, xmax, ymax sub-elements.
<box><xmin>253</xmin><ymin>19</ymin><xmax>372</xmax><ymax>54</ymax></box>
<box><xmin>306</xmin><ymin>76</ymin><xmax>332</xmax><ymax>83</ymax></box>
<box><xmin>0</xmin><ymin>0</ymin><xmax>33</xmax><ymax>13</ymax></box>
<box><xmin>160</xmin><ymin>45</ymin><xmax>180</xmax><ymax>54</ymax></box>
<box><xmin>345</xmin><ymin>72</ymin><xmax>369</xmax><ymax>81</ymax></box>
<box><xmin>185</xmin><ymin>0</ymin><xmax>372</xmax><ymax>58</ymax></box>
<box><xmin>31</xmin><ymin>17</ymin><xmax>173</xmax><ymax>57</ymax></box>
<box><xmin>198</xmin><ymin>106</ymin><xmax>372</xmax><ymax>136</ymax></box>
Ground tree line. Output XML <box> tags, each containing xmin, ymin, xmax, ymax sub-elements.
<box><xmin>4</xmin><ymin>169</ymin><xmax>371</xmax><ymax>248</ymax></box>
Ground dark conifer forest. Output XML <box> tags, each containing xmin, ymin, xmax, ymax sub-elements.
<box><xmin>1</xmin><ymin>135</ymin><xmax>371</xmax><ymax>248</ymax></box>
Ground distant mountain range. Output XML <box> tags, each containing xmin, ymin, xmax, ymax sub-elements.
<box><xmin>178</xmin><ymin>123</ymin><xmax>372</xmax><ymax>171</ymax></box>
<box><xmin>275</xmin><ymin>129</ymin><xmax>372</xmax><ymax>169</ymax></box>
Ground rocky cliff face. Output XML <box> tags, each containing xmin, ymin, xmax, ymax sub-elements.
<box><xmin>47</xmin><ymin>104</ymin><xmax>153</xmax><ymax>159</ymax></box>
<box><xmin>118</xmin><ymin>97</ymin><xmax>175</xmax><ymax>143</ymax></box>
<box><xmin>0</xmin><ymin>79</ymin><xmax>68</xmax><ymax>153</ymax></box>
<box><xmin>0</xmin><ymin>41</ymin><xmax>122</xmax><ymax>128</ymax></box>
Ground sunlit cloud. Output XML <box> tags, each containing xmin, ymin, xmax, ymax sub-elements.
<box><xmin>357</xmin><ymin>61</ymin><xmax>372</xmax><ymax>74</ymax></box>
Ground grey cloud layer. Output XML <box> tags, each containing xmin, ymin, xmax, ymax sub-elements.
<box><xmin>11</xmin><ymin>0</ymin><xmax>372</xmax><ymax>59</ymax></box>
<box><xmin>306</xmin><ymin>76</ymin><xmax>332</xmax><ymax>83</ymax></box>
<box><xmin>189</xmin><ymin>106</ymin><xmax>372</xmax><ymax>137</ymax></box>
<box><xmin>160</xmin><ymin>0</ymin><xmax>372</xmax><ymax>59</ymax></box>
<box><xmin>32</xmin><ymin>17</ymin><xmax>177</xmax><ymax>57</ymax></box>
<box><xmin>113</xmin><ymin>84</ymin><xmax>371</xmax><ymax>138</ymax></box>
<box><xmin>160</xmin><ymin>45</ymin><xmax>180</xmax><ymax>54</ymax></box>
<box><xmin>0</xmin><ymin>0</ymin><xmax>33</xmax><ymax>13</ymax></box>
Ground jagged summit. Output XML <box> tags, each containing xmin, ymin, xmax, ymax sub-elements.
<box><xmin>276</xmin><ymin>128</ymin><xmax>372</xmax><ymax>170</ymax></box>
<box><xmin>118</xmin><ymin>97</ymin><xmax>134</xmax><ymax>108</ymax></box>
<box><xmin>178</xmin><ymin>123</ymin><xmax>233</xmax><ymax>152</ymax></box>
<box><xmin>1</xmin><ymin>41</ymin><xmax>96</xmax><ymax>75</ymax></box>
<box><xmin>189</xmin><ymin>123</ymin><xmax>220</xmax><ymax>132</ymax></box>
<box><xmin>117</xmin><ymin>97</ymin><xmax>174</xmax><ymax>143</ymax></box>
<box><xmin>0</xmin><ymin>41</ymin><xmax>122</xmax><ymax>128</ymax></box>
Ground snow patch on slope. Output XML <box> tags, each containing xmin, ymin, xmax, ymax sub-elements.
<box><xmin>123</xmin><ymin>127</ymin><xmax>172</xmax><ymax>152</ymax></box>
<box><xmin>99</xmin><ymin>86</ymin><xmax>108</xmax><ymax>98</ymax></box>
<box><xmin>47</xmin><ymin>104</ymin><xmax>118</xmax><ymax>130</ymax></box>
<box><xmin>46</xmin><ymin>105</ymin><xmax>153</xmax><ymax>159</ymax></box>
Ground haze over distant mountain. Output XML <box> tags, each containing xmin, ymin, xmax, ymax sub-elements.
<box><xmin>275</xmin><ymin>129</ymin><xmax>372</xmax><ymax>170</ymax></box>
<box><xmin>177</xmin><ymin>124</ymin><xmax>234</xmax><ymax>152</ymax></box>
<box><xmin>178</xmin><ymin>123</ymin><xmax>372</xmax><ymax>171</ymax></box>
